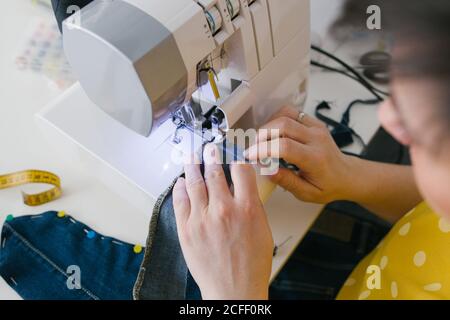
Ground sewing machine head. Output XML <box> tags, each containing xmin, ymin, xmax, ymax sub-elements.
<box><xmin>40</xmin><ymin>0</ymin><xmax>310</xmax><ymax>204</ymax></box>
<box><xmin>62</xmin><ymin>0</ymin><xmax>253</xmax><ymax>147</ymax></box>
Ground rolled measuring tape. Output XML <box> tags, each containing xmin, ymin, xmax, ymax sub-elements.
<box><xmin>0</xmin><ymin>170</ymin><xmax>62</xmax><ymax>206</ymax></box>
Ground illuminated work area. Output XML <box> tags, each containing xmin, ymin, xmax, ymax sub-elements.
<box><xmin>0</xmin><ymin>0</ymin><xmax>449</xmax><ymax>306</ymax></box>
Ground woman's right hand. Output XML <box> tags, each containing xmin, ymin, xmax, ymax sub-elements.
<box><xmin>244</xmin><ymin>106</ymin><xmax>357</xmax><ymax>204</ymax></box>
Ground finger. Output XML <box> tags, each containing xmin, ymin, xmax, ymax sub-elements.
<box><xmin>230</xmin><ymin>162</ymin><xmax>259</xmax><ymax>202</ymax></box>
<box><xmin>257</xmin><ymin>116</ymin><xmax>310</xmax><ymax>144</ymax></box>
<box><xmin>270</xmin><ymin>168</ymin><xmax>320</xmax><ymax>200</ymax></box>
<box><xmin>184</xmin><ymin>162</ymin><xmax>208</xmax><ymax>214</ymax></box>
<box><xmin>269</xmin><ymin>106</ymin><xmax>324</xmax><ymax>128</ymax></box>
<box><xmin>173</xmin><ymin>178</ymin><xmax>190</xmax><ymax>229</ymax></box>
<box><xmin>203</xmin><ymin>144</ymin><xmax>232</xmax><ymax>201</ymax></box>
<box><xmin>269</xmin><ymin>105</ymin><xmax>300</xmax><ymax>121</ymax></box>
<box><xmin>244</xmin><ymin>138</ymin><xmax>311</xmax><ymax>167</ymax></box>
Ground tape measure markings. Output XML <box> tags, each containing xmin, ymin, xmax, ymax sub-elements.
<box><xmin>0</xmin><ymin>170</ymin><xmax>62</xmax><ymax>206</ymax></box>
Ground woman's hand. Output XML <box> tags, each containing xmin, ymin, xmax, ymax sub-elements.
<box><xmin>173</xmin><ymin>144</ymin><xmax>274</xmax><ymax>300</ymax></box>
<box><xmin>244</xmin><ymin>106</ymin><xmax>356</xmax><ymax>204</ymax></box>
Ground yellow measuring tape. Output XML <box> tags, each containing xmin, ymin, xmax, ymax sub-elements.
<box><xmin>0</xmin><ymin>170</ymin><xmax>62</xmax><ymax>206</ymax></box>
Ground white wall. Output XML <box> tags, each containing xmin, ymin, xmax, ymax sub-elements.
<box><xmin>310</xmin><ymin>0</ymin><xmax>344</xmax><ymax>46</ymax></box>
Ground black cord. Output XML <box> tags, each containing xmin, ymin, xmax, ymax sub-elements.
<box><xmin>313</xmin><ymin>49</ymin><xmax>404</xmax><ymax>165</ymax></box>
<box><xmin>343</xmin><ymin>151</ymin><xmax>364</xmax><ymax>158</ymax></box>
<box><xmin>311</xmin><ymin>46</ymin><xmax>391</xmax><ymax>151</ymax></box>
<box><xmin>341</xmin><ymin>98</ymin><xmax>380</xmax><ymax>127</ymax></box>
<box><xmin>351</xmin><ymin>128</ymin><xmax>367</xmax><ymax>148</ymax></box>
<box><xmin>311</xmin><ymin>60</ymin><xmax>358</xmax><ymax>81</ymax></box>
<box><xmin>311</xmin><ymin>60</ymin><xmax>390</xmax><ymax>96</ymax></box>
<box><xmin>311</xmin><ymin>45</ymin><xmax>384</xmax><ymax>101</ymax></box>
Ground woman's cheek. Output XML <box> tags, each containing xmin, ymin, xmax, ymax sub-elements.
<box><xmin>411</xmin><ymin>147</ymin><xmax>450</xmax><ymax>219</ymax></box>
<box><xmin>378</xmin><ymin>101</ymin><xmax>411</xmax><ymax>146</ymax></box>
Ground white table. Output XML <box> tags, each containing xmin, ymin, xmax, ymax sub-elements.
<box><xmin>0</xmin><ymin>0</ymin><xmax>381</xmax><ymax>300</ymax></box>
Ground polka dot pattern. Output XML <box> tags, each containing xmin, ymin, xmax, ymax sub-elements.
<box><xmin>380</xmin><ymin>256</ymin><xmax>388</xmax><ymax>270</ymax></box>
<box><xmin>337</xmin><ymin>202</ymin><xmax>450</xmax><ymax>300</ymax></box>
<box><xmin>413</xmin><ymin>251</ymin><xmax>426</xmax><ymax>267</ymax></box>
<box><xmin>344</xmin><ymin>278</ymin><xmax>356</xmax><ymax>287</ymax></box>
<box><xmin>358</xmin><ymin>290</ymin><xmax>371</xmax><ymax>300</ymax></box>
<box><xmin>423</xmin><ymin>283</ymin><xmax>442</xmax><ymax>292</ymax></box>
<box><xmin>391</xmin><ymin>281</ymin><xmax>398</xmax><ymax>298</ymax></box>
<box><xmin>398</xmin><ymin>222</ymin><xmax>411</xmax><ymax>236</ymax></box>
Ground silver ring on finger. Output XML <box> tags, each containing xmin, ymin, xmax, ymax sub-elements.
<box><xmin>297</xmin><ymin>112</ymin><xmax>307</xmax><ymax>124</ymax></box>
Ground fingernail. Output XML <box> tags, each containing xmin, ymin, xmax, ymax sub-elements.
<box><xmin>243</xmin><ymin>146</ymin><xmax>254</xmax><ymax>159</ymax></box>
<box><xmin>204</xmin><ymin>143</ymin><xmax>220</xmax><ymax>165</ymax></box>
<box><xmin>205</xmin><ymin>143</ymin><xmax>216</xmax><ymax>156</ymax></box>
<box><xmin>244</xmin><ymin>145</ymin><xmax>256</xmax><ymax>159</ymax></box>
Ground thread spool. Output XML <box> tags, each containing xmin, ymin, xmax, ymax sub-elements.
<box><xmin>205</xmin><ymin>6</ymin><xmax>223</xmax><ymax>35</ymax></box>
<box><xmin>226</xmin><ymin>0</ymin><xmax>240</xmax><ymax>19</ymax></box>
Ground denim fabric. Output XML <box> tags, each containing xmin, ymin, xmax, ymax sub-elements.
<box><xmin>0</xmin><ymin>211</ymin><xmax>143</xmax><ymax>300</ymax></box>
<box><xmin>134</xmin><ymin>142</ymin><xmax>236</xmax><ymax>300</ymax></box>
<box><xmin>132</xmin><ymin>178</ymin><xmax>202</xmax><ymax>300</ymax></box>
<box><xmin>131</xmin><ymin>177</ymin><xmax>187</xmax><ymax>300</ymax></box>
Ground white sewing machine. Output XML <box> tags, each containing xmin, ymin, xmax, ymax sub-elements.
<box><xmin>37</xmin><ymin>0</ymin><xmax>310</xmax><ymax>211</ymax></box>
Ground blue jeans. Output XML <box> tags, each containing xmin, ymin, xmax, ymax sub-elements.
<box><xmin>133</xmin><ymin>176</ymin><xmax>202</xmax><ymax>300</ymax></box>
<box><xmin>0</xmin><ymin>211</ymin><xmax>143</xmax><ymax>300</ymax></box>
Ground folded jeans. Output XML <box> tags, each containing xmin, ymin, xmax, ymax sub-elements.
<box><xmin>0</xmin><ymin>211</ymin><xmax>143</xmax><ymax>300</ymax></box>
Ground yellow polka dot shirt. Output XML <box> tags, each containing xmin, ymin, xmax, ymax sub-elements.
<box><xmin>337</xmin><ymin>202</ymin><xmax>450</xmax><ymax>300</ymax></box>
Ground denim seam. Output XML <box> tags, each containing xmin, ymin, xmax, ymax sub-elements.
<box><xmin>132</xmin><ymin>177</ymin><xmax>179</xmax><ymax>300</ymax></box>
<box><xmin>2</xmin><ymin>223</ymin><xmax>100</xmax><ymax>300</ymax></box>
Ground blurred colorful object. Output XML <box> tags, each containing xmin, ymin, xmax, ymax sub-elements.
<box><xmin>15</xmin><ymin>18</ymin><xmax>75</xmax><ymax>90</ymax></box>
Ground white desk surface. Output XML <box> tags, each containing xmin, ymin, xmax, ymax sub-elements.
<box><xmin>0</xmin><ymin>1</ymin><xmax>381</xmax><ymax>300</ymax></box>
